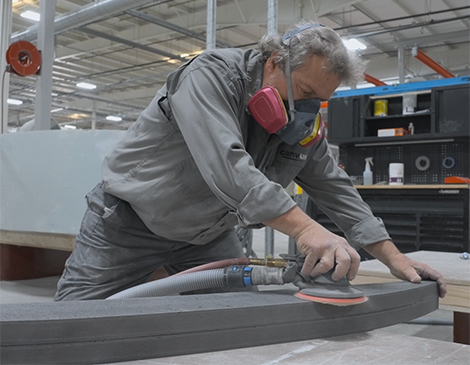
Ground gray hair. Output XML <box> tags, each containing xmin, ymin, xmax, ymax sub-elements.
<box><xmin>257</xmin><ymin>20</ymin><xmax>367</xmax><ymax>87</ymax></box>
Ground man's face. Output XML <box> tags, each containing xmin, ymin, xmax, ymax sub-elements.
<box><xmin>262</xmin><ymin>54</ymin><xmax>341</xmax><ymax>102</ymax></box>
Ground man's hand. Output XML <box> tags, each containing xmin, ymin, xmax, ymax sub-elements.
<box><xmin>294</xmin><ymin>222</ymin><xmax>360</xmax><ymax>281</ymax></box>
<box><xmin>387</xmin><ymin>254</ymin><xmax>447</xmax><ymax>298</ymax></box>
<box><xmin>365</xmin><ymin>240</ymin><xmax>447</xmax><ymax>298</ymax></box>
<box><xmin>264</xmin><ymin>206</ymin><xmax>360</xmax><ymax>282</ymax></box>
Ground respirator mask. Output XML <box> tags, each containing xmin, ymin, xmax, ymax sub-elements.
<box><xmin>248</xmin><ymin>24</ymin><xmax>324</xmax><ymax>148</ymax></box>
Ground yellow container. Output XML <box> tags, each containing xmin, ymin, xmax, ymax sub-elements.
<box><xmin>374</xmin><ymin>100</ymin><xmax>388</xmax><ymax>116</ymax></box>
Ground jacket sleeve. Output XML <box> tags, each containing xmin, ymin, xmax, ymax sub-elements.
<box><xmin>166</xmin><ymin>55</ymin><xmax>296</xmax><ymax>226</ymax></box>
<box><xmin>294</xmin><ymin>138</ymin><xmax>391</xmax><ymax>249</ymax></box>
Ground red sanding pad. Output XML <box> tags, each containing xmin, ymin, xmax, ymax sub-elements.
<box><xmin>295</xmin><ymin>291</ymin><xmax>368</xmax><ymax>306</ymax></box>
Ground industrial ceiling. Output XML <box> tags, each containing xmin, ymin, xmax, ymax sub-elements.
<box><xmin>4</xmin><ymin>0</ymin><xmax>470</xmax><ymax>131</ymax></box>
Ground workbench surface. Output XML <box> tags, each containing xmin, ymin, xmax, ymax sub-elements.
<box><xmin>356</xmin><ymin>184</ymin><xmax>469</xmax><ymax>189</ymax></box>
<box><xmin>112</xmin><ymin>331</ymin><xmax>469</xmax><ymax>365</ymax></box>
<box><xmin>352</xmin><ymin>250</ymin><xmax>470</xmax><ymax>312</ymax></box>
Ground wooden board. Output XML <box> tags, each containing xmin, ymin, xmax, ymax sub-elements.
<box><xmin>0</xmin><ymin>244</ymin><xmax>70</xmax><ymax>281</ymax></box>
<box><xmin>0</xmin><ymin>231</ymin><xmax>73</xmax><ymax>281</ymax></box>
<box><xmin>352</xmin><ymin>251</ymin><xmax>470</xmax><ymax>312</ymax></box>
<box><xmin>0</xmin><ymin>230</ymin><xmax>75</xmax><ymax>252</ymax></box>
<box><xmin>356</xmin><ymin>184</ymin><xmax>469</xmax><ymax>189</ymax></box>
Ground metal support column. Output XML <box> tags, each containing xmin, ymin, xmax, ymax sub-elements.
<box><xmin>398</xmin><ymin>44</ymin><xmax>405</xmax><ymax>84</ymax></box>
<box><xmin>0</xmin><ymin>0</ymin><xmax>12</xmax><ymax>134</ymax></box>
<box><xmin>267</xmin><ymin>0</ymin><xmax>278</xmax><ymax>36</ymax></box>
<box><xmin>33</xmin><ymin>0</ymin><xmax>57</xmax><ymax>131</ymax></box>
<box><xmin>264</xmin><ymin>226</ymin><xmax>275</xmax><ymax>258</ymax></box>
<box><xmin>288</xmin><ymin>190</ymin><xmax>308</xmax><ymax>255</ymax></box>
<box><xmin>91</xmin><ymin>110</ymin><xmax>96</xmax><ymax>130</ymax></box>
<box><xmin>206</xmin><ymin>0</ymin><xmax>216</xmax><ymax>50</ymax></box>
<box><xmin>264</xmin><ymin>0</ymin><xmax>278</xmax><ymax>258</ymax></box>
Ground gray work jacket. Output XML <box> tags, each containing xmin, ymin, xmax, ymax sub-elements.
<box><xmin>102</xmin><ymin>48</ymin><xmax>390</xmax><ymax>248</ymax></box>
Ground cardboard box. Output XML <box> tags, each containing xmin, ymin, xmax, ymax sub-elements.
<box><xmin>378</xmin><ymin>128</ymin><xmax>405</xmax><ymax>137</ymax></box>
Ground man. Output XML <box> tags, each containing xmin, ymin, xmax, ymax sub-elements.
<box><xmin>55</xmin><ymin>21</ymin><xmax>446</xmax><ymax>301</ymax></box>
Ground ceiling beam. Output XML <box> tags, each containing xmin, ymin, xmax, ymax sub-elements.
<box><xmin>353</xmin><ymin>14</ymin><xmax>470</xmax><ymax>39</ymax></box>
<box><xmin>391</xmin><ymin>0</ymin><xmax>436</xmax><ymax>36</ymax></box>
<box><xmin>126</xmin><ymin>9</ymin><xmax>231</xmax><ymax>48</ymax></box>
<box><xmin>78</xmin><ymin>27</ymin><xmax>184</xmax><ymax>61</ymax></box>
<box><xmin>351</xmin><ymin>3</ymin><xmax>396</xmax><ymax>57</ymax></box>
<box><xmin>11</xmin><ymin>0</ymin><xmax>173</xmax><ymax>43</ymax></box>
<box><xmin>396</xmin><ymin>30</ymin><xmax>470</xmax><ymax>48</ymax></box>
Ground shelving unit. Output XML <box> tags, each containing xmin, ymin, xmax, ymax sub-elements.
<box><xmin>327</xmin><ymin>78</ymin><xmax>470</xmax><ymax>184</ymax></box>
<box><xmin>318</xmin><ymin>77</ymin><xmax>470</xmax><ymax>254</ymax></box>
<box><xmin>364</xmin><ymin>91</ymin><xmax>432</xmax><ymax>138</ymax></box>
<box><xmin>328</xmin><ymin>77</ymin><xmax>469</xmax><ymax>146</ymax></box>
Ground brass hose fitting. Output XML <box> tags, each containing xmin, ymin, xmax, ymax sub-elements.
<box><xmin>249</xmin><ymin>258</ymin><xmax>287</xmax><ymax>268</ymax></box>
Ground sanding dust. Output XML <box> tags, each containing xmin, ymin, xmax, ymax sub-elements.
<box><xmin>261</xmin><ymin>343</ymin><xmax>322</xmax><ymax>364</ymax></box>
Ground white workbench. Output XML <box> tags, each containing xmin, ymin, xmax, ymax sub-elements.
<box><xmin>110</xmin><ymin>331</ymin><xmax>469</xmax><ymax>364</ymax></box>
<box><xmin>351</xmin><ymin>250</ymin><xmax>470</xmax><ymax>344</ymax></box>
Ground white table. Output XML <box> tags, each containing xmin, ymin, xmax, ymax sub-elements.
<box><xmin>352</xmin><ymin>250</ymin><xmax>470</xmax><ymax>344</ymax></box>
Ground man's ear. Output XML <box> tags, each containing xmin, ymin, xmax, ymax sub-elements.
<box><xmin>264</xmin><ymin>52</ymin><xmax>280</xmax><ymax>75</ymax></box>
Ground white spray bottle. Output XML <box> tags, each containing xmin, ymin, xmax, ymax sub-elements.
<box><xmin>363</xmin><ymin>157</ymin><xmax>374</xmax><ymax>185</ymax></box>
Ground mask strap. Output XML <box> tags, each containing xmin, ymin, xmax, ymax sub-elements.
<box><xmin>284</xmin><ymin>41</ymin><xmax>296</xmax><ymax>122</ymax></box>
<box><xmin>281</xmin><ymin>24</ymin><xmax>324</xmax><ymax>122</ymax></box>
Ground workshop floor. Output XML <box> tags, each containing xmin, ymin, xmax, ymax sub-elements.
<box><xmin>0</xmin><ymin>228</ymin><xmax>454</xmax><ymax>345</ymax></box>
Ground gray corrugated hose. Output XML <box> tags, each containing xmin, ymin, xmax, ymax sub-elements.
<box><xmin>107</xmin><ymin>269</ymin><xmax>226</xmax><ymax>299</ymax></box>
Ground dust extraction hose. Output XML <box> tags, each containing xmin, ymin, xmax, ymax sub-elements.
<box><xmin>107</xmin><ymin>269</ymin><xmax>226</xmax><ymax>299</ymax></box>
<box><xmin>107</xmin><ymin>265</ymin><xmax>285</xmax><ymax>300</ymax></box>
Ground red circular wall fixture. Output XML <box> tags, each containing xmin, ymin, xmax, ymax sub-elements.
<box><xmin>6</xmin><ymin>41</ymin><xmax>41</xmax><ymax>76</ymax></box>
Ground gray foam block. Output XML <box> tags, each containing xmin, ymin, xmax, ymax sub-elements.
<box><xmin>0</xmin><ymin>281</ymin><xmax>438</xmax><ymax>364</ymax></box>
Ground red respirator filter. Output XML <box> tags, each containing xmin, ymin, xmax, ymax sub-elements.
<box><xmin>248</xmin><ymin>86</ymin><xmax>288</xmax><ymax>134</ymax></box>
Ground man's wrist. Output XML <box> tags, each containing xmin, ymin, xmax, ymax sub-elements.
<box><xmin>264</xmin><ymin>205</ymin><xmax>315</xmax><ymax>240</ymax></box>
<box><xmin>364</xmin><ymin>239</ymin><xmax>403</xmax><ymax>267</ymax></box>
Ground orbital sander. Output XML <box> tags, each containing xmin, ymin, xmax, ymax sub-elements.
<box><xmin>281</xmin><ymin>254</ymin><xmax>368</xmax><ymax>306</ymax></box>
<box><xmin>109</xmin><ymin>253</ymin><xmax>369</xmax><ymax>306</ymax></box>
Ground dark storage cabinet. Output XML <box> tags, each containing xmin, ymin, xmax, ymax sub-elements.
<box><xmin>328</xmin><ymin>83</ymin><xmax>470</xmax><ymax>145</ymax></box>
<box><xmin>307</xmin><ymin>186</ymin><xmax>470</xmax><ymax>256</ymax></box>
<box><xmin>434</xmin><ymin>84</ymin><xmax>470</xmax><ymax>136</ymax></box>
<box><xmin>328</xmin><ymin>96</ymin><xmax>364</xmax><ymax>140</ymax></box>
<box><xmin>322</xmin><ymin>79</ymin><xmax>470</xmax><ymax>255</ymax></box>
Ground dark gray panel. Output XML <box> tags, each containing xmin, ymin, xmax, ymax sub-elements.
<box><xmin>436</xmin><ymin>85</ymin><xmax>470</xmax><ymax>135</ymax></box>
<box><xmin>327</xmin><ymin>96</ymin><xmax>362</xmax><ymax>141</ymax></box>
<box><xmin>0</xmin><ymin>281</ymin><xmax>438</xmax><ymax>364</ymax></box>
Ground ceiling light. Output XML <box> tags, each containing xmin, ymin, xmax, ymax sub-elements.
<box><xmin>180</xmin><ymin>53</ymin><xmax>190</xmax><ymax>58</ymax></box>
<box><xmin>106</xmin><ymin>115</ymin><xmax>122</xmax><ymax>122</ymax></box>
<box><xmin>7</xmin><ymin>98</ymin><xmax>23</xmax><ymax>105</ymax></box>
<box><xmin>21</xmin><ymin>10</ymin><xmax>40</xmax><ymax>22</ymax></box>
<box><xmin>76</xmin><ymin>82</ymin><xmax>97</xmax><ymax>90</ymax></box>
<box><xmin>62</xmin><ymin>125</ymin><xmax>76</xmax><ymax>130</ymax></box>
<box><xmin>343</xmin><ymin>38</ymin><xmax>367</xmax><ymax>51</ymax></box>
<box><xmin>69</xmin><ymin>113</ymin><xmax>89</xmax><ymax>119</ymax></box>
<box><xmin>163</xmin><ymin>57</ymin><xmax>180</xmax><ymax>64</ymax></box>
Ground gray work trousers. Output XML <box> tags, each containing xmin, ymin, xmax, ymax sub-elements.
<box><xmin>54</xmin><ymin>184</ymin><xmax>247</xmax><ymax>301</ymax></box>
